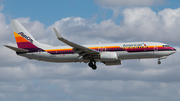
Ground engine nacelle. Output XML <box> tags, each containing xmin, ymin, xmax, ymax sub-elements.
<box><xmin>100</xmin><ymin>52</ymin><xmax>118</xmax><ymax>61</ymax></box>
<box><xmin>103</xmin><ymin>60</ymin><xmax>122</xmax><ymax>66</ymax></box>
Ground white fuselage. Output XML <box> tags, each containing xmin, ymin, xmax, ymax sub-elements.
<box><xmin>17</xmin><ymin>42</ymin><xmax>176</xmax><ymax>63</ymax></box>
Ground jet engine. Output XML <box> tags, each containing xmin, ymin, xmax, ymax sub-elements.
<box><xmin>100</xmin><ymin>52</ymin><xmax>118</xmax><ymax>61</ymax></box>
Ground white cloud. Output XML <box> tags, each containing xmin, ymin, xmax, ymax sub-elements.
<box><xmin>0</xmin><ymin>12</ymin><xmax>7</xmax><ymax>40</ymax></box>
<box><xmin>45</xmin><ymin>7</ymin><xmax>180</xmax><ymax>46</ymax></box>
<box><xmin>94</xmin><ymin>0</ymin><xmax>166</xmax><ymax>20</ymax></box>
<box><xmin>121</xmin><ymin>7</ymin><xmax>180</xmax><ymax>44</ymax></box>
<box><xmin>16</xmin><ymin>17</ymin><xmax>46</xmax><ymax>41</ymax></box>
<box><xmin>95</xmin><ymin>0</ymin><xmax>166</xmax><ymax>7</ymax></box>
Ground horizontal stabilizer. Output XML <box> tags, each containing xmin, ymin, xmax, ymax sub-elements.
<box><xmin>4</xmin><ymin>45</ymin><xmax>29</xmax><ymax>52</ymax></box>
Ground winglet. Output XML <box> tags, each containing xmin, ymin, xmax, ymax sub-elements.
<box><xmin>53</xmin><ymin>28</ymin><xmax>63</xmax><ymax>40</ymax></box>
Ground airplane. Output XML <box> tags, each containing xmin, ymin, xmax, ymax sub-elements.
<box><xmin>4</xmin><ymin>19</ymin><xmax>176</xmax><ymax>70</ymax></box>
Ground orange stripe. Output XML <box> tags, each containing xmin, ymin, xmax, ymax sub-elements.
<box><xmin>15</xmin><ymin>37</ymin><xmax>29</xmax><ymax>43</ymax></box>
<box><xmin>46</xmin><ymin>48</ymin><xmax>72</xmax><ymax>51</ymax></box>
<box><xmin>13</xmin><ymin>32</ymin><xmax>30</xmax><ymax>43</ymax></box>
<box><xmin>45</xmin><ymin>45</ymin><xmax>163</xmax><ymax>52</ymax></box>
<box><xmin>45</xmin><ymin>46</ymin><xmax>120</xmax><ymax>52</ymax></box>
<box><xmin>89</xmin><ymin>46</ymin><xmax>120</xmax><ymax>49</ymax></box>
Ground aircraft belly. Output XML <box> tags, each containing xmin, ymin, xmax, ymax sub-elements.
<box><xmin>117</xmin><ymin>51</ymin><xmax>154</xmax><ymax>59</ymax></box>
<box><xmin>153</xmin><ymin>51</ymin><xmax>175</xmax><ymax>57</ymax></box>
<box><xmin>18</xmin><ymin>52</ymin><xmax>80</xmax><ymax>63</ymax></box>
<box><xmin>49</xmin><ymin>54</ymin><xmax>80</xmax><ymax>62</ymax></box>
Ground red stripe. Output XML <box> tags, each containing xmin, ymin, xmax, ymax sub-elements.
<box><xmin>17</xmin><ymin>42</ymin><xmax>37</xmax><ymax>48</ymax></box>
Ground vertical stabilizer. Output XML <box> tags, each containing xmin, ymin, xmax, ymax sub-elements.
<box><xmin>11</xmin><ymin>20</ymin><xmax>44</xmax><ymax>52</ymax></box>
<box><xmin>11</xmin><ymin>20</ymin><xmax>38</xmax><ymax>44</ymax></box>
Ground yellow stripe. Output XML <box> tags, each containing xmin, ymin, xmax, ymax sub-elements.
<box><xmin>14</xmin><ymin>32</ymin><xmax>21</xmax><ymax>37</ymax></box>
<box><xmin>13</xmin><ymin>32</ymin><xmax>30</xmax><ymax>43</ymax></box>
<box><xmin>45</xmin><ymin>45</ymin><xmax>164</xmax><ymax>52</ymax></box>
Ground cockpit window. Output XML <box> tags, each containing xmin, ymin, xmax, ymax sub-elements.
<box><xmin>162</xmin><ymin>45</ymin><xmax>169</xmax><ymax>47</ymax></box>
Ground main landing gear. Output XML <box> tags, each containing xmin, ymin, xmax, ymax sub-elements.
<box><xmin>88</xmin><ymin>60</ymin><xmax>97</xmax><ymax>70</ymax></box>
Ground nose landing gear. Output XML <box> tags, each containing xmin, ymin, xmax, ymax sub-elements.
<box><xmin>88</xmin><ymin>60</ymin><xmax>97</xmax><ymax>70</ymax></box>
<box><xmin>158</xmin><ymin>59</ymin><xmax>161</xmax><ymax>65</ymax></box>
<box><xmin>157</xmin><ymin>56</ymin><xmax>167</xmax><ymax>65</ymax></box>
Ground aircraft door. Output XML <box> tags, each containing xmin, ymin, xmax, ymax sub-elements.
<box><xmin>98</xmin><ymin>47</ymin><xmax>106</xmax><ymax>52</ymax></box>
<box><xmin>102</xmin><ymin>47</ymin><xmax>106</xmax><ymax>51</ymax></box>
<box><xmin>98</xmin><ymin>48</ymin><xmax>101</xmax><ymax>51</ymax></box>
<box><xmin>153</xmin><ymin>45</ymin><xmax>158</xmax><ymax>57</ymax></box>
<box><xmin>38</xmin><ymin>49</ymin><xmax>42</xmax><ymax>60</ymax></box>
<box><xmin>154</xmin><ymin>45</ymin><xmax>158</xmax><ymax>51</ymax></box>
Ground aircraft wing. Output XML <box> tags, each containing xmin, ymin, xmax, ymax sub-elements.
<box><xmin>53</xmin><ymin>28</ymin><xmax>99</xmax><ymax>56</ymax></box>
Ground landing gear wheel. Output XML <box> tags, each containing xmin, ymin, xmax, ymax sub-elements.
<box><xmin>92</xmin><ymin>65</ymin><xmax>97</xmax><ymax>70</ymax></box>
<box><xmin>158</xmin><ymin>61</ymin><xmax>161</xmax><ymax>65</ymax></box>
<box><xmin>88</xmin><ymin>60</ymin><xmax>97</xmax><ymax>70</ymax></box>
<box><xmin>88</xmin><ymin>62</ymin><xmax>93</xmax><ymax>67</ymax></box>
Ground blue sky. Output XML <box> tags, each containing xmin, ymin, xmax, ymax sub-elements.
<box><xmin>1</xmin><ymin>0</ymin><xmax>180</xmax><ymax>101</ymax></box>
<box><xmin>1</xmin><ymin>0</ymin><xmax>180</xmax><ymax>26</ymax></box>
<box><xmin>2</xmin><ymin>0</ymin><xmax>100</xmax><ymax>26</ymax></box>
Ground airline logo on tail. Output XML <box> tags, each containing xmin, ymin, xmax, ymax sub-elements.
<box><xmin>18</xmin><ymin>32</ymin><xmax>33</xmax><ymax>43</ymax></box>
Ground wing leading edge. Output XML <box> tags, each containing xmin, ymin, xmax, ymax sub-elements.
<box><xmin>53</xmin><ymin>28</ymin><xmax>99</xmax><ymax>56</ymax></box>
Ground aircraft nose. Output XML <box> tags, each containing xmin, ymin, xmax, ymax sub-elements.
<box><xmin>173</xmin><ymin>48</ymin><xmax>176</xmax><ymax>51</ymax></box>
<box><xmin>170</xmin><ymin>47</ymin><xmax>176</xmax><ymax>54</ymax></box>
